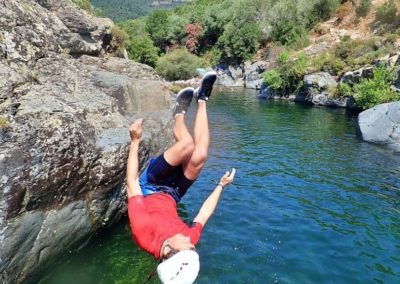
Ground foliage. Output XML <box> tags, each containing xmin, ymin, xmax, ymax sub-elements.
<box><xmin>91</xmin><ymin>0</ymin><xmax>183</xmax><ymax>22</ymax></box>
<box><xmin>217</xmin><ymin>22</ymin><xmax>260</xmax><ymax>63</ymax></box>
<box><xmin>110</xmin><ymin>26</ymin><xmax>128</xmax><ymax>48</ymax></box>
<box><xmin>168</xmin><ymin>84</ymin><xmax>186</xmax><ymax>93</ymax></box>
<box><xmin>145</xmin><ymin>10</ymin><xmax>170</xmax><ymax>50</ymax></box>
<box><xmin>353</xmin><ymin>66</ymin><xmax>399</xmax><ymax>109</ymax></box>
<box><xmin>185</xmin><ymin>23</ymin><xmax>204</xmax><ymax>53</ymax></box>
<box><xmin>0</xmin><ymin>116</ymin><xmax>8</xmax><ymax>129</ymax></box>
<box><xmin>338</xmin><ymin>83</ymin><xmax>353</xmax><ymax>97</ymax></box>
<box><xmin>262</xmin><ymin>69</ymin><xmax>285</xmax><ymax>90</ymax></box>
<box><xmin>311</xmin><ymin>52</ymin><xmax>345</xmax><ymax>75</ymax></box>
<box><xmin>118</xmin><ymin>20</ymin><xmax>159</xmax><ymax>66</ymax></box>
<box><xmin>156</xmin><ymin>49</ymin><xmax>204</xmax><ymax>80</ymax></box>
<box><xmin>72</xmin><ymin>0</ymin><xmax>91</xmax><ymax>11</ymax></box>
<box><xmin>262</xmin><ymin>52</ymin><xmax>309</xmax><ymax>94</ymax></box>
<box><xmin>376</xmin><ymin>0</ymin><xmax>398</xmax><ymax>24</ymax></box>
<box><xmin>356</xmin><ymin>0</ymin><xmax>372</xmax><ymax>17</ymax></box>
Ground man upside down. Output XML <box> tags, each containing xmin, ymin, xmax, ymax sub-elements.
<box><xmin>125</xmin><ymin>71</ymin><xmax>236</xmax><ymax>284</ymax></box>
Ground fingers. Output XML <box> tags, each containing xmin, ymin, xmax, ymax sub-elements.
<box><xmin>229</xmin><ymin>168</ymin><xmax>236</xmax><ymax>180</ymax></box>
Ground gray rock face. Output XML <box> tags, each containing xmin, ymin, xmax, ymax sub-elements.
<box><xmin>244</xmin><ymin>61</ymin><xmax>267</xmax><ymax>90</ymax></box>
<box><xmin>216</xmin><ymin>66</ymin><xmax>244</xmax><ymax>87</ymax></box>
<box><xmin>358</xmin><ymin>102</ymin><xmax>400</xmax><ymax>152</ymax></box>
<box><xmin>0</xmin><ymin>0</ymin><xmax>173</xmax><ymax>282</ymax></box>
<box><xmin>301</xmin><ymin>72</ymin><xmax>353</xmax><ymax>107</ymax></box>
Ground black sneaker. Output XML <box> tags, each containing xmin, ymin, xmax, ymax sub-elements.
<box><xmin>173</xmin><ymin>87</ymin><xmax>195</xmax><ymax>115</ymax></box>
<box><xmin>194</xmin><ymin>71</ymin><xmax>217</xmax><ymax>101</ymax></box>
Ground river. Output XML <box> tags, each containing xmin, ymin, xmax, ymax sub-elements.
<box><xmin>41</xmin><ymin>88</ymin><xmax>400</xmax><ymax>283</ymax></box>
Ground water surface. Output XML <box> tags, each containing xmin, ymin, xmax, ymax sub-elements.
<box><xmin>42</xmin><ymin>88</ymin><xmax>400</xmax><ymax>283</ymax></box>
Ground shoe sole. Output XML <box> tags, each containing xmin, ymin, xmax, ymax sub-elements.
<box><xmin>174</xmin><ymin>87</ymin><xmax>195</xmax><ymax>115</ymax></box>
<box><xmin>195</xmin><ymin>71</ymin><xmax>217</xmax><ymax>100</ymax></box>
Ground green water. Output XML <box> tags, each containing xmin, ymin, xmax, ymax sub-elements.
<box><xmin>42</xmin><ymin>88</ymin><xmax>400</xmax><ymax>283</ymax></box>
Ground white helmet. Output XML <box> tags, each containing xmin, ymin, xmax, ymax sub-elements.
<box><xmin>157</xmin><ymin>250</ymin><xmax>200</xmax><ymax>284</ymax></box>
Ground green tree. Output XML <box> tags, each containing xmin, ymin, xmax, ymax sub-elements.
<box><xmin>145</xmin><ymin>10</ymin><xmax>170</xmax><ymax>51</ymax></box>
<box><xmin>118</xmin><ymin>20</ymin><xmax>159</xmax><ymax>66</ymax></box>
<box><xmin>217</xmin><ymin>22</ymin><xmax>260</xmax><ymax>63</ymax></box>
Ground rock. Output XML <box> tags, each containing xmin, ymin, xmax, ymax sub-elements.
<box><xmin>216</xmin><ymin>66</ymin><xmax>244</xmax><ymax>87</ymax></box>
<box><xmin>258</xmin><ymin>83</ymin><xmax>272</xmax><ymax>99</ymax></box>
<box><xmin>358</xmin><ymin>102</ymin><xmax>400</xmax><ymax>152</ymax></box>
<box><xmin>302</xmin><ymin>72</ymin><xmax>343</xmax><ymax>106</ymax></box>
<box><xmin>0</xmin><ymin>0</ymin><xmax>173</xmax><ymax>282</ymax></box>
<box><xmin>244</xmin><ymin>61</ymin><xmax>267</xmax><ymax>90</ymax></box>
<box><xmin>340</xmin><ymin>66</ymin><xmax>374</xmax><ymax>86</ymax></box>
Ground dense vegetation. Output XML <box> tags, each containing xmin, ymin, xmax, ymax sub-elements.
<box><xmin>118</xmin><ymin>0</ymin><xmax>343</xmax><ymax>69</ymax></box>
<box><xmin>91</xmin><ymin>0</ymin><xmax>184</xmax><ymax>22</ymax></box>
<box><xmin>92</xmin><ymin>0</ymin><xmax>399</xmax><ymax>109</ymax></box>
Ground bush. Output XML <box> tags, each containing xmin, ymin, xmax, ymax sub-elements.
<box><xmin>353</xmin><ymin>66</ymin><xmax>399</xmax><ymax>109</ymax></box>
<box><xmin>111</xmin><ymin>26</ymin><xmax>128</xmax><ymax>49</ymax></box>
<box><xmin>0</xmin><ymin>116</ymin><xmax>8</xmax><ymax>129</ymax></box>
<box><xmin>156</xmin><ymin>49</ymin><xmax>204</xmax><ymax>81</ymax></box>
<box><xmin>72</xmin><ymin>0</ymin><xmax>91</xmax><ymax>11</ymax></box>
<box><xmin>338</xmin><ymin>83</ymin><xmax>353</xmax><ymax>97</ymax></box>
<box><xmin>118</xmin><ymin>20</ymin><xmax>159</xmax><ymax>67</ymax></box>
<box><xmin>217</xmin><ymin>22</ymin><xmax>260</xmax><ymax>64</ymax></box>
<box><xmin>127</xmin><ymin>36</ymin><xmax>159</xmax><ymax>67</ymax></box>
<box><xmin>356</xmin><ymin>0</ymin><xmax>372</xmax><ymax>17</ymax></box>
<box><xmin>311</xmin><ymin>52</ymin><xmax>345</xmax><ymax>75</ymax></box>
<box><xmin>262</xmin><ymin>69</ymin><xmax>285</xmax><ymax>90</ymax></box>
<box><xmin>376</xmin><ymin>0</ymin><xmax>397</xmax><ymax>24</ymax></box>
<box><xmin>262</xmin><ymin>52</ymin><xmax>309</xmax><ymax>94</ymax></box>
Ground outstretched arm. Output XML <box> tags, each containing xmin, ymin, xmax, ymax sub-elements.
<box><xmin>126</xmin><ymin>119</ymin><xmax>143</xmax><ymax>198</ymax></box>
<box><xmin>193</xmin><ymin>168</ymin><xmax>236</xmax><ymax>226</ymax></box>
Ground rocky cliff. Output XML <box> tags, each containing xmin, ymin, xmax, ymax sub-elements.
<box><xmin>0</xmin><ymin>0</ymin><xmax>173</xmax><ymax>282</ymax></box>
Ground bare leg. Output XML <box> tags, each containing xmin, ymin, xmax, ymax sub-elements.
<box><xmin>183</xmin><ymin>101</ymin><xmax>209</xmax><ymax>180</ymax></box>
<box><xmin>163</xmin><ymin>114</ymin><xmax>194</xmax><ymax>166</ymax></box>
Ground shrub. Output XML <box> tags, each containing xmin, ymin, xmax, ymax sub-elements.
<box><xmin>335</xmin><ymin>38</ymin><xmax>378</xmax><ymax>60</ymax></box>
<box><xmin>203</xmin><ymin>48</ymin><xmax>222</xmax><ymax>67</ymax></box>
<box><xmin>338</xmin><ymin>83</ymin><xmax>353</xmax><ymax>97</ymax></box>
<box><xmin>262</xmin><ymin>69</ymin><xmax>284</xmax><ymax>90</ymax></box>
<box><xmin>376</xmin><ymin>0</ymin><xmax>397</xmax><ymax>24</ymax></box>
<box><xmin>0</xmin><ymin>116</ymin><xmax>8</xmax><ymax>129</ymax></box>
<box><xmin>111</xmin><ymin>26</ymin><xmax>128</xmax><ymax>49</ymax></box>
<box><xmin>126</xmin><ymin>36</ymin><xmax>159</xmax><ymax>67</ymax></box>
<box><xmin>217</xmin><ymin>22</ymin><xmax>260</xmax><ymax>64</ymax></box>
<box><xmin>353</xmin><ymin>66</ymin><xmax>399</xmax><ymax>109</ymax></box>
<box><xmin>72</xmin><ymin>0</ymin><xmax>91</xmax><ymax>11</ymax></box>
<box><xmin>311</xmin><ymin>52</ymin><xmax>345</xmax><ymax>75</ymax></box>
<box><xmin>156</xmin><ymin>49</ymin><xmax>204</xmax><ymax>81</ymax></box>
<box><xmin>356</xmin><ymin>0</ymin><xmax>372</xmax><ymax>17</ymax></box>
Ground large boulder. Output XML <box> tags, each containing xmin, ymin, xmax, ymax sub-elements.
<box><xmin>357</xmin><ymin>102</ymin><xmax>400</xmax><ymax>152</ymax></box>
<box><xmin>0</xmin><ymin>0</ymin><xmax>173</xmax><ymax>282</ymax></box>
<box><xmin>244</xmin><ymin>60</ymin><xmax>267</xmax><ymax>90</ymax></box>
<box><xmin>216</xmin><ymin>66</ymin><xmax>244</xmax><ymax>87</ymax></box>
<box><xmin>301</xmin><ymin>72</ymin><xmax>354</xmax><ymax>107</ymax></box>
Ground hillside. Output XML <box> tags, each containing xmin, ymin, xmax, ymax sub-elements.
<box><xmin>92</xmin><ymin>0</ymin><xmax>191</xmax><ymax>22</ymax></box>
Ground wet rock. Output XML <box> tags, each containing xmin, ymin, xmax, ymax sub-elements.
<box><xmin>357</xmin><ymin>101</ymin><xmax>400</xmax><ymax>152</ymax></box>
<box><xmin>258</xmin><ymin>83</ymin><xmax>278</xmax><ymax>99</ymax></box>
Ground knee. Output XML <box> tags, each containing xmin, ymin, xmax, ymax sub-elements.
<box><xmin>191</xmin><ymin>149</ymin><xmax>208</xmax><ymax>167</ymax></box>
<box><xmin>179</xmin><ymin>138</ymin><xmax>195</xmax><ymax>157</ymax></box>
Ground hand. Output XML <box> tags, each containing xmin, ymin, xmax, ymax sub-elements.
<box><xmin>219</xmin><ymin>168</ymin><xmax>236</xmax><ymax>187</ymax></box>
<box><xmin>129</xmin><ymin>118</ymin><xmax>143</xmax><ymax>142</ymax></box>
